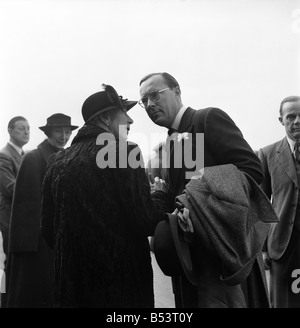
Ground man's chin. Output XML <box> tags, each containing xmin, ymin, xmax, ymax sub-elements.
<box><xmin>292</xmin><ymin>133</ymin><xmax>300</xmax><ymax>141</ymax></box>
<box><xmin>151</xmin><ymin>117</ymin><xmax>165</xmax><ymax>127</ymax></box>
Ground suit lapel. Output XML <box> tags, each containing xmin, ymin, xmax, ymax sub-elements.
<box><xmin>177</xmin><ymin>107</ymin><xmax>194</xmax><ymax>133</ymax></box>
<box><xmin>277</xmin><ymin>138</ymin><xmax>298</xmax><ymax>187</ymax></box>
<box><xmin>6</xmin><ymin>143</ymin><xmax>22</xmax><ymax>166</ymax></box>
<box><xmin>38</xmin><ymin>139</ymin><xmax>56</xmax><ymax>163</ymax></box>
<box><xmin>168</xmin><ymin>107</ymin><xmax>195</xmax><ymax>192</ymax></box>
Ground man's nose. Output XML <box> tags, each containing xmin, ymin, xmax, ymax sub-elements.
<box><xmin>295</xmin><ymin>115</ymin><xmax>300</xmax><ymax>124</ymax></box>
<box><xmin>60</xmin><ymin>132</ymin><xmax>69</xmax><ymax>139</ymax></box>
<box><xmin>146</xmin><ymin>97</ymin><xmax>156</xmax><ymax>109</ymax></box>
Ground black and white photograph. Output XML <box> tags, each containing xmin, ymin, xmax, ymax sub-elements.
<box><xmin>0</xmin><ymin>0</ymin><xmax>300</xmax><ymax>314</ymax></box>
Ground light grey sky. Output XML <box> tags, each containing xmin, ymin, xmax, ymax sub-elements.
<box><xmin>1</xmin><ymin>0</ymin><xmax>300</xmax><ymax>162</ymax></box>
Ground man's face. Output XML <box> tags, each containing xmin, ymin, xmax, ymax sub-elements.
<box><xmin>48</xmin><ymin>127</ymin><xmax>72</xmax><ymax>149</ymax></box>
<box><xmin>279</xmin><ymin>100</ymin><xmax>300</xmax><ymax>141</ymax></box>
<box><xmin>9</xmin><ymin>120</ymin><xmax>30</xmax><ymax>147</ymax></box>
<box><xmin>139</xmin><ymin>75</ymin><xmax>180</xmax><ymax>128</ymax></box>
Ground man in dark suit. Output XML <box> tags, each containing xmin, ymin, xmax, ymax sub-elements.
<box><xmin>139</xmin><ymin>72</ymin><xmax>268</xmax><ymax>308</ymax></box>
<box><xmin>258</xmin><ymin>95</ymin><xmax>300</xmax><ymax>308</ymax></box>
<box><xmin>0</xmin><ymin>116</ymin><xmax>30</xmax><ymax>255</ymax></box>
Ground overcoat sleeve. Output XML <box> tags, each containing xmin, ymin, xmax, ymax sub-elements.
<box><xmin>257</xmin><ymin>148</ymin><xmax>272</xmax><ymax>199</ymax></box>
<box><xmin>40</xmin><ymin>159</ymin><xmax>55</xmax><ymax>249</ymax></box>
<box><xmin>0</xmin><ymin>153</ymin><xmax>16</xmax><ymax>200</ymax></box>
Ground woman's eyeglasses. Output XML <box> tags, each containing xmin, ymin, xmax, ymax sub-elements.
<box><xmin>138</xmin><ymin>88</ymin><xmax>170</xmax><ymax>108</ymax></box>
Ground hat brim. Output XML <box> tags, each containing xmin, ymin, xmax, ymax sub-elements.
<box><xmin>153</xmin><ymin>213</ymin><xmax>199</xmax><ymax>286</ymax></box>
<box><xmin>153</xmin><ymin>217</ymin><xmax>184</xmax><ymax>277</ymax></box>
<box><xmin>122</xmin><ymin>100</ymin><xmax>137</xmax><ymax>111</ymax></box>
<box><xmin>39</xmin><ymin>125</ymin><xmax>79</xmax><ymax>132</ymax></box>
<box><xmin>84</xmin><ymin>100</ymin><xmax>137</xmax><ymax>124</ymax></box>
<box><xmin>168</xmin><ymin>213</ymin><xmax>199</xmax><ymax>286</ymax></box>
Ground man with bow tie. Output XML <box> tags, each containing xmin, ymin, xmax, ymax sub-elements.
<box><xmin>139</xmin><ymin>72</ymin><xmax>268</xmax><ymax>308</ymax></box>
<box><xmin>258</xmin><ymin>95</ymin><xmax>300</xmax><ymax>308</ymax></box>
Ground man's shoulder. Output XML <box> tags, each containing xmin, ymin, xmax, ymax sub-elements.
<box><xmin>192</xmin><ymin>106</ymin><xmax>228</xmax><ymax>120</ymax></box>
<box><xmin>260</xmin><ymin>139</ymin><xmax>285</xmax><ymax>153</ymax></box>
<box><xmin>0</xmin><ymin>144</ymin><xmax>15</xmax><ymax>161</ymax></box>
<box><xmin>22</xmin><ymin>147</ymin><xmax>41</xmax><ymax>161</ymax></box>
<box><xmin>193</xmin><ymin>106</ymin><xmax>222</xmax><ymax>114</ymax></box>
<box><xmin>0</xmin><ymin>143</ymin><xmax>12</xmax><ymax>155</ymax></box>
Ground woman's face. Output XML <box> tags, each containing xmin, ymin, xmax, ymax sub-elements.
<box><xmin>48</xmin><ymin>127</ymin><xmax>72</xmax><ymax>149</ymax></box>
<box><xmin>108</xmin><ymin>108</ymin><xmax>134</xmax><ymax>141</ymax></box>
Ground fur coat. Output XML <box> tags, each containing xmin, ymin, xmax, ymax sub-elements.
<box><xmin>41</xmin><ymin>125</ymin><xmax>169</xmax><ymax>308</ymax></box>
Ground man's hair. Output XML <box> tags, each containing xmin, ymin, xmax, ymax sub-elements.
<box><xmin>279</xmin><ymin>96</ymin><xmax>300</xmax><ymax>117</ymax></box>
<box><xmin>139</xmin><ymin>72</ymin><xmax>180</xmax><ymax>90</ymax></box>
<box><xmin>8</xmin><ymin>116</ymin><xmax>27</xmax><ymax>129</ymax></box>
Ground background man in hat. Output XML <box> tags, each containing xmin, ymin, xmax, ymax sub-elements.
<box><xmin>5</xmin><ymin>113</ymin><xmax>78</xmax><ymax>308</ymax></box>
<box><xmin>40</xmin><ymin>85</ymin><xmax>168</xmax><ymax>307</ymax></box>
<box><xmin>0</xmin><ymin>116</ymin><xmax>30</xmax><ymax>307</ymax></box>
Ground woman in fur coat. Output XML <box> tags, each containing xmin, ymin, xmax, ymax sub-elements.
<box><xmin>41</xmin><ymin>85</ymin><xmax>169</xmax><ymax>308</ymax></box>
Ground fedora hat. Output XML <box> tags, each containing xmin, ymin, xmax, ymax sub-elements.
<box><xmin>153</xmin><ymin>213</ymin><xmax>199</xmax><ymax>286</ymax></box>
<box><xmin>39</xmin><ymin>113</ymin><xmax>78</xmax><ymax>132</ymax></box>
<box><xmin>82</xmin><ymin>84</ymin><xmax>137</xmax><ymax>123</ymax></box>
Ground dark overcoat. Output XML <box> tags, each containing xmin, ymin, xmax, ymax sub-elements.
<box><xmin>41</xmin><ymin>125</ymin><xmax>168</xmax><ymax>308</ymax></box>
<box><xmin>6</xmin><ymin>139</ymin><xmax>57</xmax><ymax>307</ymax></box>
<box><xmin>165</xmin><ymin>107</ymin><xmax>268</xmax><ymax>308</ymax></box>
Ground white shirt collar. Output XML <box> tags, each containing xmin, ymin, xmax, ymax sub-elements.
<box><xmin>171</xmin><ymin>105</ymin><xmax>188</xmax><ymax>130</ymax></box>
<box><xmin>286</xmin><ymin>136</ymin><xmax>299</xmax><ymax>154</ymax></box>
<box><xmin>8</xmin><ymin>141</ymin><xmax>23</xmax><ymax>156</ymax></box>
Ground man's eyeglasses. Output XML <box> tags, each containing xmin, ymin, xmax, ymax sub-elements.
<box><xmin>138</xmin><ymin>88</ymin><xmax>170</xmax><ymax>108</ymax></box>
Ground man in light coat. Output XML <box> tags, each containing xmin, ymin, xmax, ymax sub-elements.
<box><xmin>258</xmin><ymin>95</ymin><xmax>300</xmax><ymax>307</ymax></box>
<box><xmin>0</xmin><ymin>116</ymin><xmax>30</xmax><ymax>255</ymax></box>
<box><xmin>0</xmin><ymin>116</ymin><xmax>29</xmax><ymax>307</ymax></box>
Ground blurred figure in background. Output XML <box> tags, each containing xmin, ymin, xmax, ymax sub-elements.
<box><xmin>6</xmin><ymin>113</ymin><xmax>78</xmax><ymax>308</ymax></box>
<box><xmin>146</xmin><ymin>141</ymin><xmax>168</xmax><ymax>182</ymax></box>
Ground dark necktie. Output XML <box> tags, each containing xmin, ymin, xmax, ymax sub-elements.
<box><xmin>168</xmin><ymin>128</ymin><xmax>177</xmax><ymax>136</ymax></box>
<box><xmin>294</xmin><ymin>142</ymin><xmax>300</xmax><ymax>164</ymax></box>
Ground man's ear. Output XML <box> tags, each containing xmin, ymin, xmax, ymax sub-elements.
<box><xmin>278</xmin><ymin>116</ymin><xmax>284</xmax><ymax>125</ymax></box>
<box><xmin>174</xmin><ymin>86</ymin><xmax>181</xmax><ymax>96</ymax></box>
